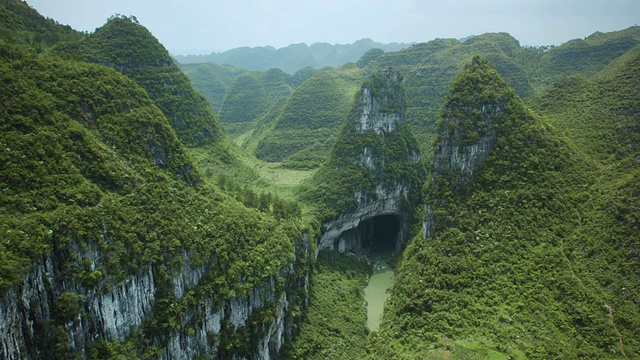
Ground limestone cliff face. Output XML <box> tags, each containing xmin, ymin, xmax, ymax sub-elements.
<box><xmin>318</xmin><ymin>183</ymin><xmax>410</xmax><ymax>252</ymax></box>
<box><xmin>355</xmin><ymin>68</ymin><xmax>404</xmax><ymax>135</ymax></box>
<box><xmin>317</xmin><ymin>68</ymin><xmax>423</xmax><ymax>253</ymax></box>
<box><xmin>423</xmin><ymin>56</ymin><xmax>518</xmax><ymax>239</ymax></box>
<box><xmin>0</xmin><ymin>237</ymin><xmax>311</xmax><ymax>360</ymax></box>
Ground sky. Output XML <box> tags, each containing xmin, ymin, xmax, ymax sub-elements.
<box><xmin>27</xmin><ymin>0</ymin><xmax>640</xmax><ymax>55</ymax></box>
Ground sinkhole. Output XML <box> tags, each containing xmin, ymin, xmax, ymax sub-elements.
<box><xmin>333</xmin><ymin>214</ymin><xmax>403</xmax><ymax>256</ymax></box>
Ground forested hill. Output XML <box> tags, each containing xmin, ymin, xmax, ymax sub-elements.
<box><xmin>173</xmin><ymin>38</ymin><xmax>411</xmax><ymax>73</ymax></box>
<box><xmin>182</xmin><ymin>27</ymin><xmax>640</xmax><ymax>171</ymax></box>
<box><xmin>0</xmin><ymin>2</ymin><xmax>313</xmax><ymax>359</ymax></box>
<box><xmin>79</xmin><ymin>15</ymin><xmax>225</xmax><ymax>147</ymax></box>
<box><xmin>369</xmin><ymin>55</ymin><xmax>640</xmax><ymax>359</ymax></box>
<box><xmin>1</xmin><ymin>1</ymin><xmax>639</xmax><ymax>359</ymax></box>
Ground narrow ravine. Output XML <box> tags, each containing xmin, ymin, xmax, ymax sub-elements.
<box><xmin>364</xmin><ymin>258</ymin><xmax>394</xmax><ymax>331</ymax></box>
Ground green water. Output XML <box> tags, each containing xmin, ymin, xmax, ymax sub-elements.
<box><xmin>364</xmin><ymin>259</ymin><xmax>394</xmax><ymax>331</ymax></box>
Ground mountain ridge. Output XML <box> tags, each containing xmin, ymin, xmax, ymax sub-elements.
<box><xmin>173</xmin><ymin>38</ymin><xmax>412</xmax><ymax>73</ymax></box>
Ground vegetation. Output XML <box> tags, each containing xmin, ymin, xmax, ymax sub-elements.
<box><xmin>0</xmin><ymin>2</ymin><xmax>313</xmax><ymax>358</ymax></box>
<box><xmin>303</xmin><ymin>68</ymin><xmax>425</xmax><ymax>221</ymax></box>
<box><xmin>255</xmin><ymin>65</ymin><xmax>364</xmax><ymax>166</ymax></box>
<box><xmin>535</xmin><ymin>27</ymin><xmax>640</xmax><ymax>85</ymax></box>
<box><xmin>0</xmin><ymin>39</ymin><xmax>309</xmax><ymax>302</ymax></box>
<box><xmin>368</xmin><ymin>56</ymin><xmax>639</xmax><ymax>359</ymax></box>
<box><xmin>177</xmin><ymin>62</ymin><xmax>248</xmax><ymax>112</ymax></box>
<box><xmin>217</xmin><ymin>68</ymin><xmax>292</xmax><ymax>136</ymax></box>
<box><xmin>1</xmin><ymin>1</ymin><xmax>639</xmax><ymax>358</ymax></box>
<box><xmin>281</xmin><ymin>250</ymin><xmax>370</xmax><ymax>359</ymax></box>
<box><xmin>81</xmin><ymin>15</ymin><xmax>225</xmax><ymax>147</ymax></box>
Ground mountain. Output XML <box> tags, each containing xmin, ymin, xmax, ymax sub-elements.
<box><xmin>217</xmin><ymin>68</ymin><xmax>293</xmax><ymax>136</ymax></box>
<box><xmin>305</xmin><ymin>67</ymin><xmax>423</xmax><ymax>220</ymax></box>
<box><xmin>369</xmin><ymin>55</ymin><xmax>639</xmax><ymax>359</ymax></box>
<box><xmin>1</xmin><ymin>1</ymin><xmax>639</xmax><ymax>359</ymax></box>
<box><xmin>535</xmin><ymin>26</ymin><xmax>640</xmax><ymax>86</ymax></box>
<box><xmin>254</xmin><ymin>64</ymin><xmax>365</xmax><ymax>166</ymax></box>
<box><xmin>173</xmin><ymin>38</ymin><xmax>411</xmax><ymax>73</ymax></box>
<box><xmin>177</xmin><ymin>62</ymin><xmax>248</xmax><ymax>112</ymax></box>
<box><xmin>80</xmin><ymin>15</ymin><xmax>224</xmax><ymax>147</ymax></box>
<box><xmin>0</xmin><ymin>2</ymin><xmax>313</xmax><ymax>359</ymax></box>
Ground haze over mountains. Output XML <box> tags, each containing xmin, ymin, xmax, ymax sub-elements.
<box><xmin>173</xmin><ymin>38</ymin><xmax>412</xmax><ymax>74</ymax></box>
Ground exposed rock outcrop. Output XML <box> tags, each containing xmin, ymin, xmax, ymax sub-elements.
<box><xmin>423</xmin><ymin>56</ymin><xmax>521</xmax><ymax>239</ymax></box>
<box><xmin>316</xmin><ymin>68</ymin><xmax>423</xmax><ymax>253</ymax></box>
<box><xmin>0</xmin><ymin>237</ymin><xmax>311</xmax><ymax>360</ymax></box>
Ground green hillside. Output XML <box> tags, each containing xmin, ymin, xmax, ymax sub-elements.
<box><xmin>81</xmin><ymin>15</ymin><xmax>224</xmax><ymax>147</ymax></box>
<box><xmin>217</xmin><ymin>68</ymin><xmax>292</xmax><ymax>136</ymax></box>
<box><xmin>1</xmin><ymin>1</ymin><xmax>639</xmax><ymax>359</ymax></box>
<box><xmin>368</xmin><ymin>56</ymin><xmax>639</xmax><ymax>359</ymax></box>
<box><xmin>254</xmin><ymin>64</ymin><xmax>364</xmax><ymax>167</ymax></box>
<box><xmin>303</xmin><ymin>67</ymin><xmax>424</xmax><ymax>218</ymax></box>
<box><xmin>369</xmin><ymin>33</ymin><xmax>534</xmax><ymax>163</ymax></box>
<box><xmin>177</xmin><ymin>62</ymin><xmax>248</xmax><ymax>112</ymax></box>
<box><xmin>0</xmin><ymin>2</ymin><xmax>312</xmax><ymax>358</ymax></box>
<box><xmin>536</xmin><ymin>26</ymin><xmax>640</xmax><ymax>85</ymax></box>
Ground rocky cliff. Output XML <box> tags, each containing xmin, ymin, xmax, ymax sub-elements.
<box><xmin>313</xmin><ymin>68</ymin><xmax>424</xmax><ymax>253</ymax></box>
<box><xmin>0</xmin><ymin>8</ymin><xmax>313</xmax><ymax>355</ymax></box>
<box><xmin>0</xmin><ymin>236</ymin><xmax>311</xmax><ymax>360</ymax></box>
<box><xmin>423</xmin><ymin>56</ymin><xmax>517</xmax><ymax>239</ymax></box>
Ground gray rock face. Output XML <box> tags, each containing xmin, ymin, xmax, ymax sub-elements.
<box><xmin>434</xmin><ymin>131</ymin><xmax>495</xmax><ymax>186</ymax></box>
<box><xmin>0</xmin><ymin>236</ymin><xmax>311</xmax><ymax>360</ymax></box>
<box><xmin>355</xmin><ymin>67</ymin><xmax>404</xmax><ymax>135</ymax></box>
<box><xmin>0</xmin><ymin>246</ymin><xmax>156</xmax><ymax>359</ymax></box>
<box><xmin>319</xmin><ymin>68</ymin><xmax>419</xmax><ymax>254</ymax></box>
<box><xmin>423</xmin><ymin>131</ymin><xmax>495</xmax><ymax>239</ymax></box>
<box><xmin>356</xmin><ymin>86</ymin><xmax>403</xmax><ymax>134</ymax></box>
<box><xmin>318</xmin><ymin>183</ymin><xmax>409</xmax><ymax>252</ymax></box>
<box><xmin>422</xmin><ymin>98</ymin><xmax>505</xmax><ymax>239</ymax></box>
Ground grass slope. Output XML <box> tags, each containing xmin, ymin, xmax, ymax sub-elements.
<box><xmin>177</xmin><ymin>62</ymin><xmax>248</xmax><ymax>112</ymax></box>
<box><xmin>255</xmin><ymin>64</ymin><xmax>364</xmax><ymax>167</ymax></box>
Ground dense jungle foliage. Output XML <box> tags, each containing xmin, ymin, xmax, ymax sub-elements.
<box><xmin>368</xmin><ymin>55</ymin><xmax>640</xmax><ymax>359</ymax></box>
<box><xmin>1</xmin><ymin>1</ymin><xmax>314</xmax><ymax>358</ymax></box>
<box><xmin>281</xmin><ymin>250</ymin><xmax>371</xmax><ymax>359</ymax></box>
<box><xmin>78</xmin><ymin>15</ymin><xmax>225</xmax><ymax>147</ymax></box>
<box><xmin>255</xmin><ymin>65</ymin><xmax>365</xmax><ymax>167</ymax></box>
<box><xmin>184</xmin><ymin>28</ymin><xmax>639</xmax><ymax>169</ymax></box>
<box><xmin>1</xmin><ymin>0</ymin><xmax>639</xmax><ymax>359</ymax></box>
<box><xmin>177</xmin><ymin>62</ymin><xmax>248</xmax><ymax>112</ymax></box>
<box><xmin>302</xmin><ymin>68</ymin><xmax>425</xmax><ymax>221</ymax></box>
<box><xmin>217</xmin><ymin>68</ymin><xmax>293</xmax><ymax>136</ymax></box>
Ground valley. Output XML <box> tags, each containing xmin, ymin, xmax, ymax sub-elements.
<box><xmin>1</xmin><ymin>1</ymin><xmax>639</xmax><ymax>359</ymax></box>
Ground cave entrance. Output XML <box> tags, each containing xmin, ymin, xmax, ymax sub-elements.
<box><xmin>333</xmin><ymin>214</ymin><xmax>402</xmax><ymax>256</ymax></box>
<box><xmin>363</xmin><ymin>215</ymin><xmax>400</xmax><ymax>256</ymax></box>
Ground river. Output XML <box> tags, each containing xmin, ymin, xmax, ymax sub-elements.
<box><xmin>364</xmin><ymin>258</ymin><xmax>394</xmax><ymax>331</ymax></box>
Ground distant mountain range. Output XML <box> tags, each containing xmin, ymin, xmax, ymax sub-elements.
<box><xmin>173</xmin><ymin>38</ymin><xmax>412</xmax><ymax>73</ymax></box>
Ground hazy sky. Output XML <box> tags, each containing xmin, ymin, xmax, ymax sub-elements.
<box><xmin>27</xmin><ymin>0</ymin><xmax>640</xmax><ymax>55</ymax></box>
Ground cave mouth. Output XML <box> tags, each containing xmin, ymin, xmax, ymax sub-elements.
<box><xmin>334</xmin><ymin>214</ymin><xmax>402</xmax><ymax>256</ymax></box>
<box><xmin>364</xmin><ymin>214</ymin><xmax>400</xmax><ymax>256</ymax></box>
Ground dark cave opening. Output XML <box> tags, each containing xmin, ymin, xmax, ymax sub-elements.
<box><xmin>364</xmin><ymin>214</ymin><xmax>400</xmax><ymax>255</ymax></box>
<box><xmin>334</xmin><ymin>214</ymin><xmax>402</xmax><ymax>256</ymax></box>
